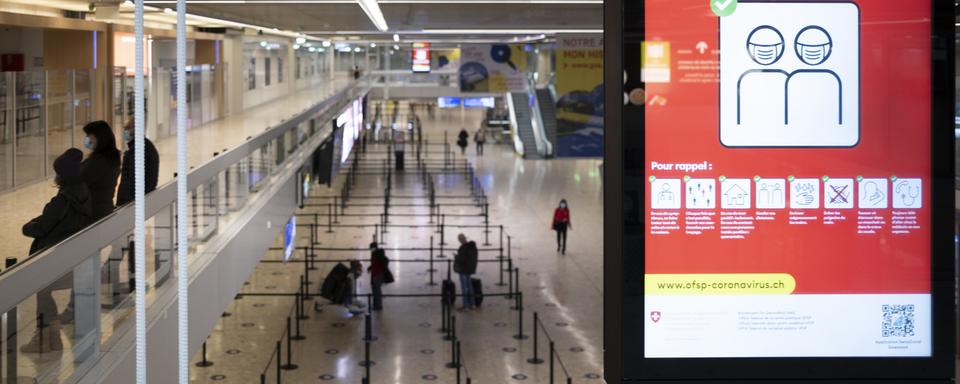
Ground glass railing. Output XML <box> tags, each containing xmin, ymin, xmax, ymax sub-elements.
<box><xmin>0</xmin><ymin>76</ymin><xmax>373</xmax><ymax>384</ymax></box>
<box><xmin>0</xmin><ymin>69</ymin><xmax>97</xmax><ymax>191</ymax></box>
<box><xmin>370</xmin><ymin>70</ymin><xmax>457</xmax><ymax>88</ymax></box>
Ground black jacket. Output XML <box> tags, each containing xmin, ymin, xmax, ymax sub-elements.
<box><xmin>116</xmin><ymin>138</ymin><xmax>160</xmax><ymax>206</ymax></box>
<box><xmin>23</xmin><ymin>181</ymin><xmax>93</xmax><ymax>255</ymax></box>
<box><xmin>453</xmin><ymin>241</ymin><xmax>478</xmax><ymax>275</ymax></box>
<box><xmin>457</xmin><ymin>130</ymin><xmax>469</xmax><ymax>147</ymax></box>
<box><xmin>80</xmin><ymin>153</ymin><xmax>120</xmax><ymax>220</ymax></box>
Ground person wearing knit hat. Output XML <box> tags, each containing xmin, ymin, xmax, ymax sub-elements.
<box><xmin>53</xmin><ymin>148</ymin><xmax>83</xmax><ymax>185</ymax></box>
<box><xmin>20</xmin><ymin>148</ymin><xmax>93</xmax><ymax>353</ymax></box>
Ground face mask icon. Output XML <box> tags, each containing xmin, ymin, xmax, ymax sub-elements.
<box><xmin>795</xmin><ymin>26</ymin><xmax>833</xmax><ymax>65</ymax></box>
<box><xmin>746</xmin><ymin>26</ymin><xmax>785</xmax><ymax>66</ymax></box>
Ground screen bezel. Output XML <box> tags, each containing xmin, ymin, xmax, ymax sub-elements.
<box><xmin>603</xmin><ymin>0</ymin><xmax>955</xmax><ymax>382</ymax></box>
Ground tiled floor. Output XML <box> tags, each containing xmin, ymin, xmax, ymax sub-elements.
<box><xmin>189</xmin><ymin>107</ymin><xmax>604</xmax><ymax>383</ymax></box>
<box><xmin>0</xmin><ymin>76</ymin><xmax>350</xmax><ymax>261</ymax></box>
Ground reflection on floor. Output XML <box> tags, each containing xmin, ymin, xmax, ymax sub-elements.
<box><xmin>189</xmin><ymin>108</ymin><xmax>603</xmax><ymax>383</ymax></box>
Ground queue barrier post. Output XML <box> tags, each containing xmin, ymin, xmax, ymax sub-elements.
<box><xmin>513</xmin><ymin>292</ymin><xmax>527</xmax><ymax>340</ymax></box>
<box><xmin>196</xmin><ymin>340</ymin><xmax>214</xmax><ymax>367</ymax></box>
<box><xmin>446</xmin><ymin>315</ymin><xmax>459</xmax><ymax>368</ymax></box>
<box><xmin>527</xmin><ymin>312</ymin><xmax>543</xmax><ymax>364</ymax></box>
<box><xmin>281</xmin><ymin>317</ymin><xmax>298</xmax><ymax>370</ymax></box>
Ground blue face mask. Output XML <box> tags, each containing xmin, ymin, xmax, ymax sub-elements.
<box><xmin>560</xmin><ymin>203</ymin><xmax>567</xmax><ymax>209</ymax></box>
<box><xmin>83</xmin><ymin>136</ymin><xmax>95</xmax><ymax>150</ymax></box>
<box><xmin>122</xmin><ymin>130</ymin><xmax>133</xmax><ymax>143</ymax></box>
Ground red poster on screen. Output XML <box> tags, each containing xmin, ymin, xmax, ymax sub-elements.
<box><xmin>643</xmin><ymin>0</ymin><xmax>932</xmax><ymax>358</ymax></box>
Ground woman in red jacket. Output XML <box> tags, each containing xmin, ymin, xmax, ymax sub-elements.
<box><xmin>552</xmin><ymin>199</ymin><xmax>572</xmax><ymax>254</ymax></box>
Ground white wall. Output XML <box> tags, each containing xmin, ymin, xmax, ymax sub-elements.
<box><xmin>222</xmin><ymin>35</ymin><xmax>244</xmax><ymax>117</ymax></box>
<box><xmin>294</xmin><ymin>50</ymin><xmax>329</xmax><ymax>90</ymax></box>
<box><xmin>241</xmin><ymin>39</ymin><xmax>293</xmax><ymax>110</ymax></box>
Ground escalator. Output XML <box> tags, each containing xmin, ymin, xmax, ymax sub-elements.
<box><xmin>535</xmin><ymin>88</ymin><xmax>558</xmax><ymax>155</ymax></box>
<box><xmin>510</xmin><ymin>92</ymin><xmax>541</xmax><ymax>159</ymax></box>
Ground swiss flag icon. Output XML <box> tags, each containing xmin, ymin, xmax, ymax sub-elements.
<box><xmin>650</xmin><ymin>311</ymin><xmax>662</xmax><ymax>323</ymax></box>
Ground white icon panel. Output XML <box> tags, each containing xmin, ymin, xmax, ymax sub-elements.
<box><xmin>721</xmin><ymin>179</ymin><xmax>751</xmax><ymax>209</ymax></box>
<box><xmin>858</xmin><ymin>178</ymin><xmax>888</xmax><ymax>209</ymax></box>
<box><xmin>719</xmin><ymin>2</ymin><xmax>860</xmax><ymax>147</ymax></box>
<box><xmin>892</xmin><ymin>178</ymin><xmax>921</xmax><ymax>209</ymax></box>
<box><xmin>755</xmin><ymin>178</ymin><xmax>786</xmax><ymax>209</ymax></box>
<box><xmin>685</xmin><ymin>179</ymin><xmax>716</xmax><ymax>209</ymax></box>
<box><xmin>651</xmin><ymin>179</ymin><xmax>682</xmax><ymax>209</ymax></box>
<box><xmin>790</xmin><ymin>178</ymin><xmax>820</xmax><ymax>209</ymax></box>
<box><xmin>823</xmin><ymin>178</ymin><xmax>854</xmax><ymax>209</ymax></box>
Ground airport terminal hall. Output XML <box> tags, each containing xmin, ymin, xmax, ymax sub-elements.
<box><xmin>0</xmin><ymin>0</ymin><xmax>956</xmax><ymax>383</ymax></box>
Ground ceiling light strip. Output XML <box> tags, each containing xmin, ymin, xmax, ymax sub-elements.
<box><xmin>304</xmin><ymin>29</ymin><xmax>601</xmax><ymax>34</ymax></box>
<box><xmin>357</xmin><ymin>0</ymin><xmax>389</xmax><ymax>32</ymax></box>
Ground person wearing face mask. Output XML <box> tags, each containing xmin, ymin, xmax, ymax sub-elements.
<box><xmin>116</xmin><ymin>120</ymin><xmax>160</xmax><ymax>207</ymax></box>
<box><xmin>552</xmin><ymin>199</ymin><xmax>572</xmax><ymax>254</ymax></box>
<box><xmin>80</xmin><ymin>121</ymin><xmax>121</xmax><ymax>220</ymax></box>
<box><xmin>20</xmin><ymin>149</ymin><xmax>92</xmax><ymax>353</ymax></box>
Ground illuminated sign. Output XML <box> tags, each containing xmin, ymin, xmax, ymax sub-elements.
<box><xmin>642</xmin><ymin>0</ymin><xmax>934</xmax><ymax>359</ymax></box>
<box><xmin>283</xmin><ymin>216</ymin><xmax>296</xmax><ymax>261</ymax></box>
<box><xmin>437</xmin><ymin>97</ymin><xmax>460</xmax><ymax>108</ymax></box>
<box><xmin>412</xmin><ymin>42</ymin><xmax>431</xmax><ymax>73</ymax></box>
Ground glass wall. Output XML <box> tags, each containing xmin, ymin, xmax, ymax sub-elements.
<box><xmin>152</xmin><ymin>64</ymin><xmax>222</xmax><ymax>140</ymax></box>
<box><xmin>0</xmin><ymin>69</ymin><xmax>97</xmax><ymax>191</ymax></box>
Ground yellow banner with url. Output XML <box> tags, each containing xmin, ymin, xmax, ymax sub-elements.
<box><xmin>645</xmin><ymin>274</ymin><xmax>796</xmax><ymax>295</ymax></box>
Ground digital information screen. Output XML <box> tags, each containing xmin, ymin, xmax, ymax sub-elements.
<box><xmin>606</xmin><ymin>0</ymin><xmax>955</xmax><ymax>380</ymax></box>
<box><xmin>413</xmin><ymin>42</ymin><xmax>431</xmax><ymax>73</ymax></box>
<box><xmin>336</xmin><ymin>97</ymin><xmax>364</xmax><ymax>164</ymax></box>
<box><xmin>642</xmin><ymin>0</ymin><xmax>932</xmax><ymax>359</ymax></box>
<box><xmin>336</xmin><ymin>108</ymin><xmax>354</xmax><ymax>164</ymax></box>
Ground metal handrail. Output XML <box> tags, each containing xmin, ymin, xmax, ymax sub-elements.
<box><xmin>505</xmin><ymin>92</ymin><xmax>525</xmax><ymax>156</ymax></box>
<box><xmin>0</xmin><ymin>76</ymin><xmax>375</xmax><ymax>314</ymax></box>
<box><xmin>526</xmin><ymin>76</ymin><xmax>552</xmax><ymax>157</ymax></box>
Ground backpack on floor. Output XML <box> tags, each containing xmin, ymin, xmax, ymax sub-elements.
<box><xmin>471</xmin><ymin>278</ymin><xmax>484</xmax><ymax>307</ymax></box>
<box><xmin>320</xmin><ymin>263</ymin><xmax>350</xmax><ymax>302</ymax></box>
<box><xmin>441</xmin><ymin>279</ymin><xmax>456</xmax><ymax>307</ymax></box>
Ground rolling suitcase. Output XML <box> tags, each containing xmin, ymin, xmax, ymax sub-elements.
<box><xmin>471</xmin><ymin>278</ymin><xmax>484</xmax><ymax>307</ymax></box>
<box><xmin>441</xmin><ymin>279</ymin><xmax>456</xmax><ymax>307</ymax></box>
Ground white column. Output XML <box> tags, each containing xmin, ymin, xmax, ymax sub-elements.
<box><xmin>133</xmin><ymin>0</ymin><xmax>148</xmax><ymax>382</ymax></box>
<box><xmin>327</xmin><ymin>48</ymin><xmax>335</xmax><ymax>80</ymax></box>
<box><xmin>176</xmin><ymin>0</ymin><xmax>189</xmax><ymax>383</ymax></box>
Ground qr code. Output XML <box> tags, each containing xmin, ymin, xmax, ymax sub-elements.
<box><xmin>881</xmin><ymin>304</ymin><xmax>915</xmax><ymax>337</ymax></box>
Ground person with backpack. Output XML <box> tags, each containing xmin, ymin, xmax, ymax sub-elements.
<box><xmin>20</xmin><ymin>148</ymin><xmax>93</xmax><ymax>353</ymax></box>
<box><xmin>457</xmin><ymin>128</ymin><xmax>469</xmax><ymax>155</ymax></box>
<box><xmin>474</xmin><ymin>127</ymin><xmax>486</xmax><ymax>156</ymax></box>
<box><xmin>116</xmin><ymin>120</ymin><xmax>160</xmax><ymax>206</ymax></box>
<box><xmin>552</xmin><ymin>199</ymin><xmax>572</xmax><ymax>254</ymax></box>
<box><xmin>367</xmin><ymin>242</ymin><xmax>391</xmax><ymax>311</ymax></box>
<box><xmin>453</xmin><ymin>233</ymin><xmax>478</xmax><ymax>311</ymax></box>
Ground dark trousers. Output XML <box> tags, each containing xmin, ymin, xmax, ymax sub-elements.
<box><xmin>395</xmin><ymin>151</ymin><xmax>405</xmax><ymax>170</ymax></box>
<box><xmin>36</xmin><ymin>273</ymin><xmax>73</xmax><ymax>328</ymax></box>
<box><xmin>556</xmin><ymin>227</ymin><xmax>567</xmax><ymax>253</ymax></box>
<box><xmin>476</xmin><ymin>142</ymin><xmax>484</xmax><ymax>155</ymax></box>
<box><xmin>371</xmin><ymin>275</ymin><xmax>384</xmax><ymax>310</ymax></box>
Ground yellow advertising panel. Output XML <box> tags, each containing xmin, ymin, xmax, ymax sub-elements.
<box><xmin>555</xmin><ymin>35</ymin><xmax>603</xmax><ymax>157</ymax></box>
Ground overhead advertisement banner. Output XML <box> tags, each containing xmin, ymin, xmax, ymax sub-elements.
<box><xmin>643</xmin><ymin>0</ymin><xmax>933</xmax><ymax>359</ymax></box>
<box><xmin>458</xmin><ymin>44</ymin><xmax>527</xmax><ymax>93</ymax></box>
<box><xmin>436</xmin><ymin>48</ymin><xmax>461</xmax><ymax>72</ymax></box>
<box><xmin>556</xmin><ymin>35</ymin><xmax>603</xmax><ymax>157</ymax></box>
